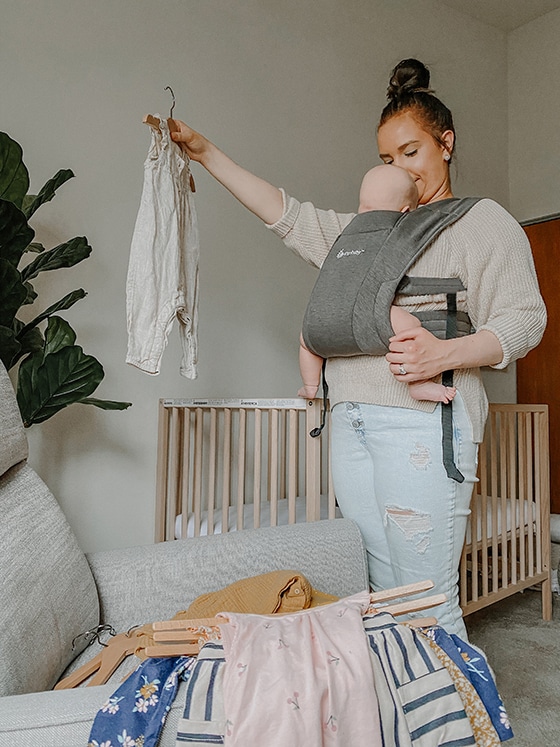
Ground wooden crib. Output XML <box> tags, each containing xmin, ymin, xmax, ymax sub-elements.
<box><xmin>155</xmin><ymin>398</ymin><xmax>552</xmax><ymax>620</ymax></box>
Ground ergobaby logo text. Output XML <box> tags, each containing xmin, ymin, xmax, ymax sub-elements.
<box><xmin>337</xmin><ymin>248</ymin><xmax>365</xmax><ymax>259</ymax></box>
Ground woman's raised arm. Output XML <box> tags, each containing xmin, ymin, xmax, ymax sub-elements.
<box><xmin>170</xmin><ymin>120</ymin><xmax>284</xmax><ymax>225</ymax></box>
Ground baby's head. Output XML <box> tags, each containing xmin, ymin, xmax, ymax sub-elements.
<box><xmin>358</xmin><ymin>164</ymin><xmax>418</xmax><ymax>214</ymax></box>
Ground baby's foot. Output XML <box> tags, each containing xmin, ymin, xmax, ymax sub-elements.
<box><xmin>408</xmin><ymin>382</ymin><xmax>457</xmax><ymax>403</ymax></box>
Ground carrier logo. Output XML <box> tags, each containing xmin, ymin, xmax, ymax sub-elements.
<box><xmin>337</xmin><ymin>248</ymin><xmax>364</xmax><ymax>259</ymax></box>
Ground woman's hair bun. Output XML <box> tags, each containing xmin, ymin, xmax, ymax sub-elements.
<box><xmin>387</xmin><ymin>58</ymin><xmax>432</xmax><ymax>101</ymax></box>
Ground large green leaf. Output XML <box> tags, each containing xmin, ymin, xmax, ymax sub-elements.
<box><xmin>0</xmin><ymin>258</ymin><xmax>27</xmax><ymax>326</ymax></box>
<box><xmin>17</xmin><ymin>288</ymin><xmax>86</xmax><ymax>339</ymax></box>
<box><xmin>80</xmin><ymin>397</ymin><xmax>132</xmax><ymax>410</ymax></box>
<box><xmin>0</xmin><ymin>198</ymin><xmax>34</xmax><ymax>265</ymax></box>
<box><xmin>0</xmin><ymin>133</ymin><xmax>29</xmax><ymax>208</ymax></box>
<box><xmin>17</xmin><ymin>345</ymin><xmax>104</xmax><ymax>426</ymax></box>
<box><xmin>23</xmin><ymin>169</ymin><xmax>74</xmax><ymax>219</ymax></box>
<box><xmin>0</xmin><ymin>325</ymin><xmax>21</xmax><ymax>369</ymax></box>
<box><xmin>21</xmin><ymin>236</ymin><xmax>91</xmax><ymax>281</ymax></box>
<box><xmin>43</xmin><ymin>316</ymin><xmax>76</xmax><ymax>357</ymax></box>
<box><xmin>9</xmin><ymin>323</ymin><xmax>43</xmax><ymax>368</ymax></box>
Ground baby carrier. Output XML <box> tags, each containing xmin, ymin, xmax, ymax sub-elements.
<box><xmin>302</xmin><ymin>197</ymin><xmax>481</xmax><ymax>482</ymax></box>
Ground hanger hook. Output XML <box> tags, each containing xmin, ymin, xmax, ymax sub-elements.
<box><xmin>164</xmin><ymin>85</ymin><xmax>176</xmax><ymax>118</ymax></box>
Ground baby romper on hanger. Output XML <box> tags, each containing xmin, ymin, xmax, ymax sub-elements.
<box><xmin>126</xmin><ymin>116</ymin><xmax>199</xmax><ymax>379</ymax></box>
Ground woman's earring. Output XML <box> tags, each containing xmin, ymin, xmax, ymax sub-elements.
<box><xmin>444</xmin><ymin>153</ymin><xmax>451</xmax><ymax>162</ymax></box>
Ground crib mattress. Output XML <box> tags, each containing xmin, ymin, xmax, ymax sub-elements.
<box><xmin>175</xmin><ymin>495</ymin><xmax>340</xmax><ymax>539</ymax></box>
<box><xmin>465</xmin><ymin>493</ymin><xmax>537</xmax><ymax>545</ymax></box>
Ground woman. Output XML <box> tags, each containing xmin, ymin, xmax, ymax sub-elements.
<box><xmin>171</xmin><ymin>59</ymin><xmax>546</xmax><ymax>638</ymax></box>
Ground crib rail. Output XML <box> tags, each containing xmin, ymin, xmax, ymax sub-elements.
<box><xmin>460</xmin><ymin>403</ymin><xmax>551</xmax><ymax>619</ymax></box>
<box><xmin>156</xmin><ymin>398</ymin><xmax>335</xmax><ymax>542</ymax></box>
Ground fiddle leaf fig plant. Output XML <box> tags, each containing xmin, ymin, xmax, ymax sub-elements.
<box><xmin>0</xmin><ymin>131</ymin><xmax>131</xmax><ymax>426</ymax></box>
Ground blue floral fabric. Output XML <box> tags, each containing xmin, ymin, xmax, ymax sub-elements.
<box><xmin>425</xmin><ymin>627</ymin><xmax>514</xmax><ymax>741</ymax></box>
<box><xmin>88</xmin><ymin>656</ymin><xmax>195</xmax><ymax>747</ymax></box>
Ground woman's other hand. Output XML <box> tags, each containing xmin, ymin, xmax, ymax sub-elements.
<box><xmin>386</xmin><ymin>326</ymin><xmax>503</xmax><ymax>381</ymax></box>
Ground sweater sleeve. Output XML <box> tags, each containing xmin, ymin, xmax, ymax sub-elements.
<box><xmin>457</xmin><ymin>199</ymin><xmax>547</xmax><ymax>369</ymax></box>
<box><xmin>265</xmin><ymin>188</ymin><xmax>356</xmax><ymax>268</ymax></box>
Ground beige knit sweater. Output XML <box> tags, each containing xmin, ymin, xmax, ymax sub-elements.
<box><xmin>267</xmin><ymin>191</ymin><xmax>546</xmax><ymax>442</ymax></box>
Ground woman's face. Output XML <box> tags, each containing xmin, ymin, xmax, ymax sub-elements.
<box><xmin>377</xmin><ymin>111</ymin><xmax>454</xmax><ymax>204</ymax></box>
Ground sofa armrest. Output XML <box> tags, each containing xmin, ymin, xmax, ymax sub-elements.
<box><xmin>86</xmin><ymin>519</ymin><xmax>368</xmax><ymax>631</ymax></box>
<box><xmin>0</xmin><ymin>680</ymin><xmax>187</xmax><ymax>747</ymax></box>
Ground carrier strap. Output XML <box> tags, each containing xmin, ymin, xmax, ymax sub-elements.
<box><xmin>399</xmin><ymin>277</ymin><xmax>466</xmax><ymax>482</ymax></box>
<box><xmin>310</xmin><ymin>360</ymin><xmax>329</xmax><ymax>438</ymax></box>
<box><xmin>441</xmin><ymin>291</ymin><xmax>465</xmax><ymax>482</ymax></box>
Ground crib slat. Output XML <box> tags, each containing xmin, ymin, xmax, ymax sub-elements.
<box><xmin>236</xmin><ymin>409</ymin><xmax>247</xmax><ymax>531</ymax></box>
<box><xmin>192</xmin><ymin>409</ymin><xmax>203</xmax><ymax>538</ymax></box>
<box><xmin>508</xmin><ymin>411</ymin><xmax>517</xmax><ymax>587</ymax></box>
<box><xmin>490</xmin><ymin>410</ymin><xmax>499</xmax><ymax>594</ymax></box>
<box><xmin>518</xmin><ymin>413</ymin><xmax>528</xmax><ymax>581</ymax></box>
<box><xmin>480</xmin><ymin>433</ymin><xmax>489</xmax><ymax>600</ymax></box>
<box><xmin>166</xmin><ymin>408</ymin><xmax>183</xmax><ymax>542</ymax></box>
<box><xmin>207</xmin><ymin>409</ymin><xmax>217</xmax><ymax>536</ymax></box>
<box><xmin>222</xmin><ymin>409</ymin><xmax>232</xmax><ymax>533</ymax></box>
<box><xmin>253</xmin><ymin>409</ymin><xmax>262</xmax><ymax>529</ymax></box>
<box><xmin>288</xmin><ymin>409</ymin><xmax>298</xmax><ymax>524</ymax></box>
<box><xmin>279</xmin><ymin>409</ymin><xmax>286</xmax><ymax>503</ymax></box>
<box><xmin>179</xmin><ymin>408</ymin><xmax>191</xmax><ymax>540</ymax></box>
<box><xmin>535</xmin><ymin>411</ymin><xmax>542</xmax><ymax>572</ymax></box>
<box><xmin>155</xmin><ymin>401</ymin><xmax>171</xmax><ymax>543</ymax></box>
<box><xmin>269</xmin><ymin>409</ymin><xmax>279</xmax><ymax>527</ymax></box>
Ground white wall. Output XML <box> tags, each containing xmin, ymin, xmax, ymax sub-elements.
<box><xmin>508</xmin><ymin>8</ymin><xmax>560</xmax><ymax>222</ymax></box>
<box><xmin>1</xmin><ymin>0</ymin><xmax>510</xmax><ymax>552</ymax></box>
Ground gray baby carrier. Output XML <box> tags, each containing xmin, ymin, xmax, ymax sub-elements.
<box><xmin>302</xmin><ymin>197</ymin><xmax>481</xmax><ymax>482</ymax></box>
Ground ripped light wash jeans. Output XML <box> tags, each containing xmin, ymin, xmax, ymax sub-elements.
<box><xmin>330</xmin><ymin>393</ymin><xmax>478</xmax><ymax>639</ymax></box>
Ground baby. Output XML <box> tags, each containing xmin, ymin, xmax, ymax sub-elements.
<box><xmin>298</xmin><ymin>164</ymin><xmax>457</xmax><ymax>404</ymax></box>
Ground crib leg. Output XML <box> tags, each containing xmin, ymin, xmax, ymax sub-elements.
<box><xmin>541</xmin><ymin>574</ymin><xmax>553</xmax><ymax>621</ymax></box>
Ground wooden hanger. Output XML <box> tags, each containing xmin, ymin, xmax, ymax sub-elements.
<box><xmin>144</xmin><ymin>580</ymin><xmax>445</xmax><ymax>658</ymax></box>
<box><xmin>54</xmin><ymin>580</ymin><xmax>445</xmax><ymax>686</ymax></box>
<box><xmin>143</xmin><ymin>113</ymin><xmax>180</xmax><ymax>134</ymax></box>
<box><xmin>54</xmin><ymin>625</ymin><xmax>152</xmax><ymax>690</ymax></box>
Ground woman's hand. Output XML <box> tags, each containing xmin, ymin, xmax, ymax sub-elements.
<box><xmin>386</xmin><ymin>326</ymin><xmax>449</xmax><ymax>382</ymax></box>
<box><xmin>170</xmin><ymin>120</ymin><xmax>212</xmax><ymax>163</ymax></box>
<box><xmin>386</xmin><ymin>326</ymin><xmax>504</xmax><ymax>381</ymax></box>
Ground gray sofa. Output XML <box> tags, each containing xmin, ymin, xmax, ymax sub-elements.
<box><xmin>0</xmin><ymin>361</ymin><xmax>368</xmax><ymax>746</ymax></box>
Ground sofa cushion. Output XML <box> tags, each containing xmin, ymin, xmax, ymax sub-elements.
<box><xmin>0</xmin><ymin>363</ymin><xmax>28</xmax><ymax>477</ymax></box>
<box><xmin>0</xmin><ymin>463</ymin><xmax>99</xmax><ymax>696</ymax></box>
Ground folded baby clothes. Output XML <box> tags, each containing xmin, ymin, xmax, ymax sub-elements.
<box><xmin>176</xmin><ymin>569</ymin><xmax>338</xmax><ymax>619</ymax></box>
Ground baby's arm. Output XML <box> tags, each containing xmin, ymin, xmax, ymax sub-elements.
<box><xmin>299</xmin><ymin>334</ymin><xmax>323</xmax><ymax>399</ymax></box>
<box><xmin>389</xmin><ymin>305</ymin><xmax>422</xmax><ymax>335</ymax></box>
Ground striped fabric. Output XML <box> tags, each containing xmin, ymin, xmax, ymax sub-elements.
<box><xmin>364</xmin><ymin>612</ymin><xmax>475</xmax><ymax>747</ymax></box>
<box><xmin>176</xmin><ymin>643</ymin><xmax>226</xmax><ymax>745</ymax></box>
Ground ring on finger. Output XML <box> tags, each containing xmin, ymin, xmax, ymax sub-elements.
<box><xmin>398</xmin><ymin>364</ymin><xmax>407</xmax><ymax>376</ymax></box>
